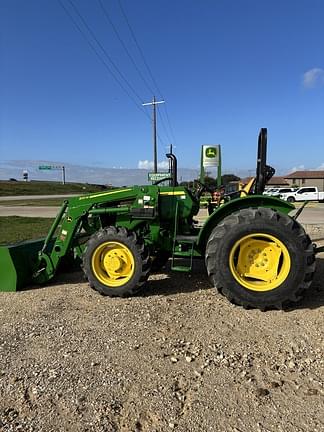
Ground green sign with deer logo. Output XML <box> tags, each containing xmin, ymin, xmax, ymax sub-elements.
<box><xmin>202</xmin><ymin>145</ymin><xmax>220</xmax><ymax>167</ymax></box>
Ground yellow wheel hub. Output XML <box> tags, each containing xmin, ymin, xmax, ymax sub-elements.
<box><xmin>91</xmin><ymin>241</ymin><xmax>135</xmax><ymax>287</ymax></box>
<box><xmin>229</xmin><ymin>233</ymin><xmax>291</xmax><ymax>292</ymax></box>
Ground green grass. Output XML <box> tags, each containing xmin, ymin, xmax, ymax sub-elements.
<box><xmin>0</xmin><ymin>216</ymin><xmax>55</xmax><ymax>244</ymax></box>
<box><xmin>0</xmin><ymin>180</ymin><xmax>108</xmax><ymax>196</ymax></box>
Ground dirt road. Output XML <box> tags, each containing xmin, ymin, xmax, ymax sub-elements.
<box><xmin>1</xmin><ymin>234</ymin><xmax>324</xmax><ymax>431</ymax></box>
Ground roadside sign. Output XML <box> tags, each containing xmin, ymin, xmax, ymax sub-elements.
<box><xmin>39</xmin><ymin>165</ymin><xmax>53</xmax><ymax>170</ymax></box>
<box><xmin>202</xmin><ymin>145</ymin><xmax>220</xmax><ymax>167</ymax></box>
<box><xmin>38</xmin><ymin>165</ymin><xmax>66</xmax><ymax>184</ymax></box>
<box><xmin>39</xmin><ymin>165</ymin><xmax>63</xmax><ymax>170</ymax></box>
<box><xmin>148</xmin><ymin>172</ymin><xmax>169</xmax><ymax>182</ymax></box>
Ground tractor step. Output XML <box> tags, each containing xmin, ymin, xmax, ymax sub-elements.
<box><xmin>173</xmin><ymin>251</ymin><xmax>193</xmax><ymax>257</ymax></box>
<box><xmin>171</xmin><ymin>264</ymin><xmax>192</xmax><ymax>273</ymax></box>
<box><xmin>171</xmin><ymin>236</ymin><xmax>195</xmax><ymax>273</ymax></box>
<box><xmin>171</xmin><ymin>200</ymin><xmax>197</xmax><ymax>273</ymax></box>
<box><xmin>175</xmin><ymin>235</ymin><xmax>197</xmax><ymax>243</ymax></box>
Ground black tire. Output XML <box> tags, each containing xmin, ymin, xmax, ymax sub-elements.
<box><xmin>287</xmin><ymin>196</ymin><xmax>295</xmax><ymax>203</ymax></box>
<box><xmin>205</xmin><ymin>207</ymin><xmax>315</xmax><ymax>310</ymax></box>
<box><xmin>83</xmin><ymin>226</ymin><xmax>150</xmax><ymax>297</ymax></box>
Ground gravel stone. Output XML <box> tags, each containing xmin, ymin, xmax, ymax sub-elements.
<box><xmin>0</xmin><ymin>231</ymin><xmax>323</xmax><ymax>431</ymax></box>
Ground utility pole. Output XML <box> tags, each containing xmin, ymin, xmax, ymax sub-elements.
<box><xmin>142</xmin><ymin>96</ymin><xmax>165</xmax><ymax>173</ymax></box>
<box><xmin>62</xmin><ymin>166</ymin><xmax>66</xmax><ymax>185</ymax></box>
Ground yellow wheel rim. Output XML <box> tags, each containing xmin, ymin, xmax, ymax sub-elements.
<box><xmin>229</xmin><ymin>233</ymin><xmax>291</xmax><ymax>292</ymax></box>
<box><xmin>91</xmin><ymin>241</ymin><xmax>135</xmax><ymax>287</ymax></box>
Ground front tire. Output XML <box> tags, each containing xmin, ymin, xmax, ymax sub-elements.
<box><xmin>205</xmin><ymin>207</ymin><xmax>315</xmax><ymax>310</ymax></box>
<box><xmin>83</xmin><ymin>226</ymin><xmax>150</xmax><ymax>297</ymax></box>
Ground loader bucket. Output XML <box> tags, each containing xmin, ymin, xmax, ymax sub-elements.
<box><xmin>0</xmin><ymin>239</ymin><xmax>45</xmax><ymax>292</ymax></box>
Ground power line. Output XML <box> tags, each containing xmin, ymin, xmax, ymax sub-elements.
<box><xmin>66</xmin><ymin>0</ymin><xmax>145</xmax><ymax>106</ymax></box>
<box><xmin>98</xmin><ymin>0</ymin><xmax>173</xmax><ymax>146</ymax></box>
<box><xmin>58</xmin><ymin>0</ymin><xmax>153</xmax><ymax>124</ymax></box>
<box><xmin>157</xmin><ymin>103</ymin><xmax>172</xmax><ymax>144</ymax></box>
<box><xmin>156</xmin><ymin>99</ymin><xmax>176</xmax><ymax>145</ymax></box>
<box><xmin>118</xmin><ymin>0</ymin><xmax>177</xmax><ymax>144</ymax></box>
<box><xmin>118</xmin><ymin>0</ymin><xmax>163</xmax><ymax>97</ymax></box>
<box><xmin>98</xmin><ymin>0</ymin><xmax>156</xmax><ymax>96</ymax></box>
<box><xmin>58</xmin><ymin>0</ymin><xmax>167</xmax><ymax>155</ymax></box>
<box><xmin>68</xmin><ymin>0</ymin><xmax>174</xmax><ymax>148</ymax></box>
<box><xmin>162</xmin><ymin>105</ymin><xmax>177</xmax><ymax>143</ymax></box>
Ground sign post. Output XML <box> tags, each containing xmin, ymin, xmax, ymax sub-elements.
<box><xmin>39</xmin><ymin>165</ymin><xmax>66</xmax><ymax>184</ymax></box>
<box><xmin>148</xmin><ymin>172</ymin><xmax>170</xmax><ymax>183</ymax></box>
<box><xmin>200</xmin><ymin>145</ymin><xmax>222</xmax><ymax>187</ymax></box>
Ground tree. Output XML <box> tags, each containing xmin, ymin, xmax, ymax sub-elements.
<box><xmin>180</xmin><ymin>174</ymin><xmax>241</xmax><ymax>191</ymax></box>
<box><xmin>221</xmin><ymin>174</ymin><xmax>240</xmax><ymax>185</ymax></box>
<box><xmin>179</xmin><ymin>180</ymin><xmax>194</xmax><ymax>188</ymax></box>
<box><xmin>203</xmin><ymin>176</ymin><xmax>217</xmax><ymax>189</ymax></box>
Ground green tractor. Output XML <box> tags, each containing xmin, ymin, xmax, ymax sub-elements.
<box><xmin>0</xmin><ymin>129</ymin><xmax>320</xmax><ymax>309</ymax></box>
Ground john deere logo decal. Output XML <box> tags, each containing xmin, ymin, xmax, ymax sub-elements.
<box><xmin>205</xmin><ymin>147</ymin><xmax>217</xmax><ymax>158</ymax></box>
<box><xmin>202</xmin><ymin>144</ymin><xmax>220</xmax><ymax>167</ymax></box>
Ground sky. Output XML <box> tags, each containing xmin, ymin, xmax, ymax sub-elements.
<box><xmin>1</xmin><ymin>0</ymin><xmax>324</xmax><ymax>176</ymax></box>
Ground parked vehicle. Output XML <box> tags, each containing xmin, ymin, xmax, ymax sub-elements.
<box><xmin>263</xmin><ymin>188</ymin><xmax>279</xmax><ymax>196</ymax></box>
<box><xmin>264</xmin><ymin>187</ymin><xmax>296</xmax><ymax>197</ymax></box>
<box><xmin>280</xmin><ymin>186</ymin><xmax>324</xmax><ymax>202</ymax></box>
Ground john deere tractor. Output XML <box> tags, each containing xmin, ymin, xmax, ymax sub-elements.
<box><xmin>0</xmin><ymin>129</ymin><xmax>320</xmax><ymax>309</ymax></box>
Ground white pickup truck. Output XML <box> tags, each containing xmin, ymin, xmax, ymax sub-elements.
<box><xmin>279</xmin><ymin>186</ymin><xmax>324</xmax><ymax>202</ymax></box>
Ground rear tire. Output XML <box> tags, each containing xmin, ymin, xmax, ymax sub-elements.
<box><xmin>287</xmin><ymin>196</ymin><xmax>295</xmax><ymax>203</ymax></box>
<box><xmin>83</xmin><ymin>226</ymin><xmax>150</xmax><ymax>297</ymax></box>
<box><xmin>205</xmin><ymin>207</ymin><xmax>315</xmax><ymax>310</ymax></box>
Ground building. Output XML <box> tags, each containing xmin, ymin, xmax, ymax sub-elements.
<box><xmin>241</xmin><ymin>176</ymin><xmax>289</xmax><ymax>188</ymax></box>
<box><xmin>266</xmin><ymin>176</ymin><xmax>289</xmax><ymax>187</ymax></box>
<box><xmin>284</xmin><ymin>171</ymin><xmax>324</xmax><ymax>191</ymax></box>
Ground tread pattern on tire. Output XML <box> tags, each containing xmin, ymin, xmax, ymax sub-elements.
<box><xmin>205</xmin><ymin>207</ymin><xmax>316</xmax><ymax>310</ymax></box>
<box><xmin>83</xmin><ymin>226</ymin><xmax>150</xmax><ymax>297</ymax></box>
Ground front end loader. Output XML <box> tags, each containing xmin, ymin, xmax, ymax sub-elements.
<box><xmin>0</xmin><ymin>129</ymin><xmax>320</xmax><ymax>309</ymax></box>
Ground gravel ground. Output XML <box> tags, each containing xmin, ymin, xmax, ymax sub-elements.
<box><xmin>1</xmin><ymin>230</ymin><xmax>324</xmax><ymax>432</ymax></box>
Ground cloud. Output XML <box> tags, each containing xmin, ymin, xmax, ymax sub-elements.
<box><xmin>288</xmin><ymin>165</ymin><xmax>305</xmax><ymax>173</ymax></box>
<box><xmin>303</xmin><ymin>68</ymin><xmax>324</xmax><ymax>88</ymax></box>
<box><xmin>288</xmin><ymin>164</ymin><xmax>324</xmax><ymax>173</ymax></box>
<box><xmin>138</xmin><ymin>160</ymin><xmax>169</xmax><ymax>170</ymax></box>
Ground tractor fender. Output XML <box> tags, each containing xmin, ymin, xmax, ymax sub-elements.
<box><xmin>197</xmin><ymin>195</ymin><xmax>294</xmax><ymax>253</ymax></box>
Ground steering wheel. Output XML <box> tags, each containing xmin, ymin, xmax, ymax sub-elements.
<box><xmin>194</xmin><ymin>180</ymin><xmax>214</xmax><ymax>199</ymax></box>
<box><xmin>153</xmin><ymin>177</ymin><xmax>172</xmax><ymax>185</ymax></box>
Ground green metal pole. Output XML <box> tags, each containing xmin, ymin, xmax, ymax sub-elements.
<box><xmin>89</xmin><ymin>207</ymin><xmax>130</xmax><ymax>215</ymax></box>
<box><xmin>217</xmin><ymin>146</ymin><xmax>222</xmax><ymax>187</ymax></box>
<box><xmin>41</xmin><ymin>201</ymin><xmax>68</xmax><ymax>253</ymax></box>
<box><xmin>200</xmin><ymin>146</ymin><xmax>205</xmax><ymax>183</ymax></box>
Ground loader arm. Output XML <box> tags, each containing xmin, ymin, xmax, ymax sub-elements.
<box><xmin>34</xmin><ymin>188</ymin><xmax>144</xmax><ymax>284</ymax></box>
<box><xmin>0</xmin><ymin>187</ymin><xmax>147</xmax><ymax>291</ymax></box>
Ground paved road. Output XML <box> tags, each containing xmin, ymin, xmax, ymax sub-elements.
<box><xmin>196</xmin><ymin>205</ymin><xmax>324</xmax><ymax>226</ymax></box>
<box><xmin>0</xmin><ymin>206</ymin><xmax>59</xmax><ymax>218</ymax></box>
<box><xmin>0</xmin><ymin>194</ymin><xmax>79</xmax><ymax>201</ymax></box>
<box><xmin>290</xmin><ymin>206</ymin><xmax>324</xmax><ymax>225</ymax></box>
<box><xmin>1</xmin><ymin>202</ymin><xmax>324</xmax><ymax>226</ymax></box>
